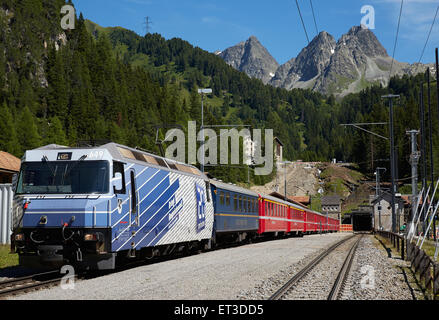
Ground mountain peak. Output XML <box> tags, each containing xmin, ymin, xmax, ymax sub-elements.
<box><xmin>220</xmin><ymin>36</ymin><xmax>279</xmax><ymax>84</ymax></box>
<box><xmin>220</xmin><ymin>26</ymin><xmax>430</xmax><ymax>96</ymax></box>
<box><xmin>338</xmin><ymin>25</ymin><xmax>388</xmax><ymax>57</ymax></box>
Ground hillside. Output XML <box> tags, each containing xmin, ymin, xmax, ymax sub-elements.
<box><xmin>0</xmin><ymin>1</ymin><xmax>437</xmax><ymax>187</ymax></box>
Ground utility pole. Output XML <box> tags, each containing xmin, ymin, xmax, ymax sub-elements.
<box><xmin>198</xmin><ymin>89</ymin><xmax>212</xmax><ymax>174</ymax></box>
<box><xmin>419</xmin><ymin>84</ymin><xmax>428</xmax><ymax>232</ymax></box>
<box><xmin>382</xmin><ymin>94</ymin><xmax>400</xmax><ymax>233</ymax></box>
<box><xmin>144</xmin><ymin>16</ymin><xmax>152</xmax><ymax>34</ymax></box>
<box><xmin>375</xmin><ymin>167</ymin><xmax>386</xmax><ymax>230</ymax></box>
<box><xmin>375</xmin><ymin>167</ymin><xmax>387</xmax><ymax>198</ymax></box>
<box><xmin>435</xmin><ymin>48</ymin><xmax>439</xmax><ymax>241</ymax></box>
<box><xmin>427</xmin><ymin>68</ymin><xmax>435</xmax><ymax>241</ymax></box>
<box><xmin>407</xmin><ymin>130</ymin><xmax>420</xmax><ymax>226</ymax></box>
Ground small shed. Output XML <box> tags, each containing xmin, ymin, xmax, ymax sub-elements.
<box><xmin>371</xmin><ymin>193</ymin><xmax>405</xmax><ymax>232</ymax></box>
<box><xmin>274</xmin><ymin>137</ymin><xmax>284</xmax><ymax>163</ymax></box>
<box><xmin>321</xmin><ymin>195</ymin><xmax>341</xmax><ymax>220</ymax></box>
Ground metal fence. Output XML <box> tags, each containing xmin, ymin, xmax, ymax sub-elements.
<box><xmin>377</xmin><ymin>230</ymin><xmax>439</xmax><ymax>299</ymax></box>
<box><xmin>0</xmin><ymin>184</ymin><xmax>13</xmax><ymax>245</ymax></box>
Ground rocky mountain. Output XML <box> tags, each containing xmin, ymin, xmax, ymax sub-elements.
<box><xmin>220</xmin><ymin>26</ymin><xmax>434</xmax><ymax>97</ymax></box>
<box><xmin>218</xmin><ymin>36</ymin><xmax>279</xmax><ymax>85</ymax></box>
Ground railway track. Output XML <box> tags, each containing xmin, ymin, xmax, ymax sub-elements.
<box><xmin>268</xmin><ymin>234</ymin><xmax>362</xmax><ymax>300</ymax></box>
<box><xmin>0</xmin><ymin>270</ymin><xmax>68</xmax><ymax>298</ymax></box>
<box><xmin>328</xmin><ymin>235</ymin><xmax>362</xmax><ymax>300</ymax></box>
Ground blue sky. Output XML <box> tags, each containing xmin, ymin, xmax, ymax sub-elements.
<box><xmin>72</xmin><ymin>0</ymin><xmax>439</xmax><ymax>65</ymax></box>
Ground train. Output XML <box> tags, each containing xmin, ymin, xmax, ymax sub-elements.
<box><xmin>10</xmin><ymin>142</ymin><xmax>339</xmax><ymax>270</ymax></box>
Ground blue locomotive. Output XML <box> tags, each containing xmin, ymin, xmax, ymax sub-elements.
<box><xmin>11</xmin><ymin>143</ymin><xmax>214</xmax><ymax>270</ymax></box>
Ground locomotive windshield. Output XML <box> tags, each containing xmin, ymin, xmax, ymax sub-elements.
<box><xmin>16</xmin><ymin>160</ymin><xmax>109</xmax><ymax>194</ymax></box>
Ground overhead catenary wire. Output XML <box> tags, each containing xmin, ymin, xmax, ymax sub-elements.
<box><xmin>309</xmin><ymin>0</ymin><xmax>318</xmax><ymax>36</ymax></box>
<box><xmin>415</xmin><ymin>5</ymin><xmax>439</xmax><ymax>73</ymax></box>
<box><xmin>388</xmin><ymin>0</ymin><xmax>404</xmax><ymax>83</ymax></box>
<box><xmin>295</xmin><ymin>0</ymin><xmax>310</xmax><ymax>44</ymax></box>
<box><xmin>308</xmin><ymin>0</ymin><xmax>335</xmax><ymax>53</ymax></box>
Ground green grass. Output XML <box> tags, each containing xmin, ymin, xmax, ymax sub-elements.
<box><xmin>0</xmin><ymin>245</ymin><xmax>18</xmax><ymax>269</ymax></box>
<box><xmin>416</xmin><ymin>239</ymin><xmax>439</xmax><ymax>260</ymax></box>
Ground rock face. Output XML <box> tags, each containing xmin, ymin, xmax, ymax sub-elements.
<box><xmin>219</xmin><ymin>36</ymin><xmax>279</xmax><ymax>85</ymax></box>
<box><xmin>270</xmin><ymin>31</ymin><xmax>336</xmax><ymax>91</ymax></box>
<box><xmin>220</xmin><ymin>26</ymin><xmax>433</xmax><ymax>97</ymax></box>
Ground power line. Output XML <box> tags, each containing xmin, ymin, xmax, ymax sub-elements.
<box><xmin>389</xmin><ymin>0</ymin><xmax>404</xmax><ymax>83</ymax></box>
<box><xmin>295</xmin><ymin>0</ymin><xmax>310</xmax><ymax>44</ymax></box>
<box><xmin>415</xmin><ymin>5</ymin><xmax>439</xmax><ymax>73</ymax></box>
<box><xmin>309</xmin><ymin>0</ymin><xmax>318</xmax><ymax>36</ymax></box>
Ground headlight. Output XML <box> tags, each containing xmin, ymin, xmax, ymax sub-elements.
<box><xmin>14</xmin><ymin>233</ymin><xmax>25</xmax><ymax>241</ymax></box>
<box><xmin>84</xmin><ymin>233</ymin><xmax>98</xmax><ymax>241</ymax></box>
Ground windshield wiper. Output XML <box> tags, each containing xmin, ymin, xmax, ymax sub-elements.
<box><xmin>62</xmin><ymin>155</ymin><xmax>87</xmax><ymax>183</ymax></box>
<box><xmin>42</xmin><ymin>156</ymin><xmax>56</xmax><ymax>183</ymax></box>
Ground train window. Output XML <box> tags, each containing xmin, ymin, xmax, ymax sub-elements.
<box><xmin>205</xmin><ymin>181</ymin><xmax>211</xmax><ymax>202</ymax></box>
<box><xmin>226</xmin><ymin>193</ymin><xmax>230</xmax><ymax>206</ymax></box>
<box><xmin>239</xmin><ymin>196</ymin><xmax>242</xmax><ymax>212</ymax></box>
<box><xmin>234</xmin><ymin>195</ymin><xmax>238</xmax><ymax>210</ymax></box>
<box><xmin>113</xmin><ymin>161</ymin><xmax>126</xmax><ymax>194</ymax></box>
<box><xmin>220</xmin><ymin>191</ymin><xmax>225</xmax><ymax>205</ymax></box>
<box><xmin>243</xmin><ymin>198</ymin><xmax>247</xmax><ymax>212</ymax></box>
<box><xmin>248</xmin><ymin>198</ymin><xmax>251</xmax><ymax>212</ymax></box>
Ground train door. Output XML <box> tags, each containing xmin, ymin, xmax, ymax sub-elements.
<box><xmin>258</xmin><ymin>198</ymin><xmax>264</xmax><ymax>234</ymax></box>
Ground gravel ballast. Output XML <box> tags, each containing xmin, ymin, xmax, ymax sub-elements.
<box><xmin>341</xmin><ymin>235</ymin><xmax>416</xmax><ymax>300</ymax></box>
<box><xmin>9</xmin><ymin>233</ymin><xmax>350</xmax><ymax>300</ymax></box>
<box><xmin>7</xmin><ymin>233</ymin><xmax>419</xmax><ymax>300</ymax></box>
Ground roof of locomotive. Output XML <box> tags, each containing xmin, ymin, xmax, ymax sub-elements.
<box><xmin>26</xmin><ymin>143</ymin><xmax>207</xmax><ymax>180</ymax></box>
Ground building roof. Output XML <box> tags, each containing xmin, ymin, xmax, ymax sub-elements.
<box><xmin>371</xmin><ymin>192</ymin><xmax>404</xmax><ymax>206</ymax></box>
<box><xmin>401</xmin><ymin>195</ymin><xmax>428</xmax><ymax>206</ymax></box>
<box><xmin>289</xmin><ymin>196</ymin><xmax>310</xmax><ymax>205</ymax></box>
<box><xmin>274</xmin><ymin>137</ymin><xmax>284</xmax><ymax>147</ymax></box>
<box><xmin>0</xmin><ymin>151</ymin><xmax>20</xmax><ymax>173</ymax></box>
<box><xmin>321</xmin><ymin>195</ymin><xmax>341</xmax><ymax>206</ymax></box>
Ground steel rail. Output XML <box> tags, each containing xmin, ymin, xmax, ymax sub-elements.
<box><xmin>268</xmin><ymin>234</ymin><xmax>357</xmax><ymax>300</ymax></box>
<box><xmin>0</xmin><ymin>270</ymin><xmax>65</xmax><ymax>298</ymax></box>
<box><xmin>327</xmin><ymin>235</ymin><xmax>363</xmax><ymax>300</ymax></box>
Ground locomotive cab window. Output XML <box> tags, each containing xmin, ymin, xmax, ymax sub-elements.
<box><xmin>113</xmin><ymin>161</ymin><xmax>126</xmax><ymax>194</ymax></box>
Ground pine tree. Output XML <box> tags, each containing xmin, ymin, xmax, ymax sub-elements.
<box><xmin>0</xmin><ymin>103</ymin><xmax>20</xmax><ymax>155</ymax></box>
<box><xmin>44</xmin><ymin>116</ymin><xmax>68</xmax><ymax>146</ymax></box>
<box><xmin>16</xmin><ymin>106</ymin><xmax>42</xmax><ymax>155</ymax></box>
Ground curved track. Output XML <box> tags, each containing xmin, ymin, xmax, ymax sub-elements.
<box><xmin>268</xmin><ymin>234</ymin><xmax>361</xmax><ymax>300</ymax></box>
<box><xmin>0</xmin><ymin>270</ymin><xmax>67</xmax><ymax>298</ymax></box>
